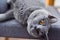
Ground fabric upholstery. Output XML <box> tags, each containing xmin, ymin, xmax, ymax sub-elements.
<box><xmin>0</xmin><ymin>19</ymin><xmax>60</xmax><ymax>40</ymax></box>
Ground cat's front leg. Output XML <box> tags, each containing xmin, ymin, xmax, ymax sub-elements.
<box><xmin>0</xmin><ymin>10</ymin><xmax>14</xmax><ymax>22</ymax></box>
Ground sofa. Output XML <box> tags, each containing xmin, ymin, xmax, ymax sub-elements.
<box><xmin>0</xmin><ymin>0</ymin><xmax>60</xmax><ymax>40</ymax></box>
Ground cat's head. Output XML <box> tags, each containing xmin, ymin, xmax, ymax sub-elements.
<box><xmin>27</xmin><ymin>9</ymin><xmax>57</xmax><ymax>38</ymax></box>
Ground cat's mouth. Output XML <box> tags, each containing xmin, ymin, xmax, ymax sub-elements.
<box><xmin>33</xmin><ymin>26</ymin><xmax>43</xmax><ymax>36</ymax></box>
<box><xmin>36</xmin><ymin>29</ymin><xmax>42</xmax><ymax>36</ymax></box>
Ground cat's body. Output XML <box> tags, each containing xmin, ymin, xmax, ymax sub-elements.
<box><xmin>0</xmin><ymin>0</ymin><xmax>57</xmax><ymax>40</ymax></box>
<box><xmin>0</xmin><ymin>0</ymin><xmax>43</xmax><ymax>24</ymax></box>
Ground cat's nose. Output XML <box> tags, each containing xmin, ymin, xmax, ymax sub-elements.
<box><xmin>34</xmin><ymin>26</ymin><xmax>40</xmax><ymax>30</ymax></box>
<box><xmin>36</xmin><ymin>27</ymin><xmax>40</xmax><ymax>30</ymax></box>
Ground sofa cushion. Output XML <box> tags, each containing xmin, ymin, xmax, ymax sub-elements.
<box><xmin>0</xmin><ymin>19</ymin><xmax>60</xmax><ymax>40</ymax></box>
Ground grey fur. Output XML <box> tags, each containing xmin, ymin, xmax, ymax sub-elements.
<box><xmin>0</xmin><ymin>0</ymin><xmax>57</xmax><ymax>40</ymax></box>
<box><xmin>0</xmin><ymin>0</ymin><xmax>42</xmax><ymax>24</ymax></box>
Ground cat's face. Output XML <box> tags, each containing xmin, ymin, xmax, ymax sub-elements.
<box><xmin>27</xmin><ymin>9</ymin><xmax>57</xmax><ymax>38</ymax></box>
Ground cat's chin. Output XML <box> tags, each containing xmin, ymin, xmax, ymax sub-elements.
<box><xmin>27</xmin><ymin>26</ymin><xmax>43</xmax><ymax>38</ymax></box>
<box><xmin>29</xmin><ymin>31</ymin><xmax>42</xmax><ymax>38</ymax></box>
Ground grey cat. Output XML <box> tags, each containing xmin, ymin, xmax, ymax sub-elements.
<box><xmin>0</xmin><ymin>0</ymin><xmax>42</xmax><ymax>24</ymax></box>
<box><xmin>0</xmin><ymin>0</ymin><xmax>57</xmax><ymax>40</ymax></box>
<box><xmin>27</xmin><ymin>9</ymin><xmax>57</xmax><ymax>40</ymax></box>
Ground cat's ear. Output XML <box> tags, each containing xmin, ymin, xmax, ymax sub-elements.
<box><xmin>48</xmin><ymin>15</ymin><xmax>57</xmax><ymax>23</ymax></box>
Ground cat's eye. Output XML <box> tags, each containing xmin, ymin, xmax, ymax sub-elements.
<box><xmin>39</xmin><ymin>20</ymin><xmax>45</xmax><ymax>25</ymax></box>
